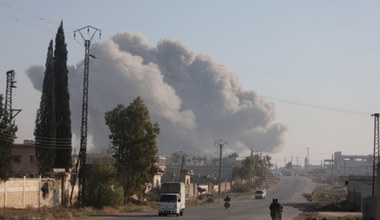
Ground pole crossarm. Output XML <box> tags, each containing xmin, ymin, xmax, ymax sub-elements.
<box><xmin>74</xmin><ymin>25</ymin><xmax>101</xmax><ymax>44</ymax></box>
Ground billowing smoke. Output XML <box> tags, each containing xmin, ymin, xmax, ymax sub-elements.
<box><xmin>26</xmin><ymin>32</ymin><xmax>286</xmax><ymax>157</ymax></box>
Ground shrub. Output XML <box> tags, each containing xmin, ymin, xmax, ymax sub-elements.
<box><xmin>85</xmin><ymin>160</ymin><xmax>124</xmax><ymax>208</ymax></box>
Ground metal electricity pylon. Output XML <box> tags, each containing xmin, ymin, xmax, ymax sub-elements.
<box><xmin>4</xmin><ymin>70</ymin><xmax>21</xmax><ymax>124</ymax></box>
<box><xmin>372</xmin><ymin>113</ymin><xmax>379</xmax><ymax>196</ymax></box>
<box><xmin>73</xmin><ymin>25</ymin><xmax>101</xmax><ymax>207</ymax></box>
<box><xmin>215</xmin><ymin>139</ymin><xmax>228</xmax><ymax>198</ymax></box>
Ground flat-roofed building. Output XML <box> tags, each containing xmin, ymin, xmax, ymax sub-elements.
<box><xmin>11</xmin><ymin>140</ymin><xmax>38</xmax><ymax>177</ymax></box>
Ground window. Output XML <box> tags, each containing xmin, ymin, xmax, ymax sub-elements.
<box><xmin>30</xmin><ymin>155</ymin><xmax>35</xmax><ymax>163</ymax></box>
<box><xmin>159</xmin><ymin>195</ymin><xmax>178</xmax><ymax>202</ymax></box>
<box><xmin>13</xmin><ymin>155</ymin><xmax>21</xmax><ymax>163</ymax></box>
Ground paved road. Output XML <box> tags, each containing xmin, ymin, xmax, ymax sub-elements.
<box><xmin>87</xmin><ymin>175</ymin><xmax>315</xmax><ymax>220</ymax></box>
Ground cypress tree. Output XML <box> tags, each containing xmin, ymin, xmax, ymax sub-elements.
<box><xmin>35</xmin><ymin>40</ymin><xmax>56</xmax><ymax>176</ymax></box>
<box><xmin>54</xmin><ymin>21</ymin><xmax>72</xmax><ymax>171</ymax></box>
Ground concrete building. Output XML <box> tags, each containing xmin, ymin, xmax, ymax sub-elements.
<box><xmin>323</xmin><ymin>151</ymin><xmax>373</xmax><ymax>176</ymax></box>
<box><xmin>11</xmin><ymin>140</ymin><xmax>38</xmax><ymax>177</ymax></box>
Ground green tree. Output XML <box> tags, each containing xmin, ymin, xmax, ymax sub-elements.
<box><xmin>54</xmin><ymin>21</ymin><xmax>72</xmax><ymax>171</ymax></box>
<box><xmin>227</xmin><ymin>152</ymin><xmax>239</xmax><ymax>160</ymax></box>
<box><xmin>0</xmin><ymin>95</ymin><xmax>17</xmax><ymax>181</ymax></box>
<box><xmin>232</xmin><ymin>154</ymin><xmax>273</xmax><ymax>187</ymax></box>
<box><xmin>241</xmin><ymin>156</ymin><xmax>256</xmax><ymax>182</ymax></box>
<box><xmin>170</xmin><ymin>151</ymin><xmax>187</xmax><ymax>164</ymax></box>
<box><xmin>256</xmin><ymin>155</ymin><xmax>273</xmax><ymax>186</ymax></box>
<box><xmin>105</xmin><ymin>97</ymin><xmax>160</xmax><ymax>204</ymax></box>
<box><xmin>86</xmin><ymin>160</ymin><xmax>124</xmax><ymax>209</ymax></box>
<box><xmin>35</xmin><ymin>40</ymin><xmax>57</xmax><ymax>176</ymax></box>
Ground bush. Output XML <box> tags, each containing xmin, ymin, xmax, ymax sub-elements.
<box><xmin>86</xmin><ymin>180</ymin><xmax>124</xmax><ymax>209</ymax></box>
<box><xmin>231</xmin><ymin>183</ymin><xmax>252</xmax><ymax>193</ymax></box>
<box><xmin>85</xmin><ymin>160</ymin><xmax>124</xmax><ymax>208</ymax></box>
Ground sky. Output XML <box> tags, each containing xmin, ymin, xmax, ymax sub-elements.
<box><xmin>1</xmin><ymin>0</ymin><xmax>380</xmax><ymax>167</ymax></box>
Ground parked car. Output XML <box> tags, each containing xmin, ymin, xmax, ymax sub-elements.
<box><xmin>255</xmin><ymin>189</ymin><xmax>266</xmax><ymax>199</ymax></box>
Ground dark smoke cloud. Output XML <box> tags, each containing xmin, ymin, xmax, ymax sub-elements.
<box><xmin>26</xmin><ymin>32</ymin><xmax>286</xmax><ymax>157</ymax></box>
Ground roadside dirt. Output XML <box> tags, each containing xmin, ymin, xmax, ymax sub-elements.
<box><xmin>293</xmin><ymin>177</ymin><xmax>362</xmax><ymax>220</ymax></box>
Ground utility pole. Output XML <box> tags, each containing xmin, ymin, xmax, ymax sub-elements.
<box><xmin>331</xmin><ymin>154</ymin><xmax>334</xmax><ymax>177</ymax></box>
<box><xmin>179</xmin><ymin>155</ymin><xmax>185</xmax><ymax>182</ymax></box>
<box><xmin>291</xmin><ymin>155</ymin><xmax>293</xmax><ymax>170</ymax></box>
<box><xmin>215</xmin><ymin>139</ymin><xmax>228</xmax><ymax>198</ymax></box>
<box><xmin>284</xmin><ymin>158</ymin><xmax>287</xmax><ymax>166</ymax></box>
<box><xmin>73</xmin><ymin>25</ymin><xmax>101</xmax><ymax>207</ymax></box>
<box><xmin>372</xmin><ymin>113</ymin><xmax>379</xmax><ymax>196</ymax></box>
<box><xmin>305</xmin><ymin>147</ymin><xmax>310</xmax><ymax>176</ymax></box>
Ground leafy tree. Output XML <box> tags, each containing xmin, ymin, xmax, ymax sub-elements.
<box><xmin>0</xmin><ymin>95</ymin><xmax>17</xmax><ymax>181</ymax></box>
<box><xmin>227</xmin><ymin>152</ymin><xmax>239</xmax><ymax>160</ymax></box>
<box><xmin>35</xmin><ymin>40</ymin><xmax>56</xmax><ymax>176</ymax></box>
<box><xmin>54</xmin><ymin>21</ymin><xmax>72</xmax><ymax>171</ymax></box>
<box><xmin>256</xmin><ymin>155</ymin><xmax>273</xmax><ymax>186</ymax></box>
<box><xmin>285</xmin><ymin>161</ymin><xmax>292</xmax><ymax>170</ymax></box>
<box><xmin>241</xmin><ymin>156</ymin><xmax>256</xmax><ymax>181</ymax></box>
<box><xmin>232</xmin><ymin>154</ymin><xmax>273</xmax><ymax>187</ymax></box>
<box><xmin>170</xmin><ymin>151</ymin><xmax>187</xmax><ymax>164</ymax></box>
<box><xmin>105</xmin><ymin>97</ymin><xmax>160</xmax><ymax>204</ymax></box>
<box><xmin>86</xmin><ymin>160</ymin><xmax>124</xmax><ymax>209</ymax></box>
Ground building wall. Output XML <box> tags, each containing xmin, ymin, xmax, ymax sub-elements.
<box><xmin>0</xmin><ymin>174</ymin><xmax>77</xmax><ymax>208</ymax></box>
<box><xmin>347</xmin><ymin>177</ymin><xmax>372</xmax><ymax>209</ymax></box>
<box><xmin>0</xmin><ymin>177</ymin><xmax>57</xmax><ymax>208</ymax></box>
<box><xmin>11</xmin><ymin>142</ymin><xmax>38</xmax><ymax>177</ymax></box>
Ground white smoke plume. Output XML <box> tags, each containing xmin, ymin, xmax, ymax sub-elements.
<box><xmin>26</xmin><ymin>32</ymin><xmax>286</xmax><ymax>157</ymax></box>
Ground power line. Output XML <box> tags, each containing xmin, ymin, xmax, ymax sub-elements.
<box><xmin>0</xmin><ymin>6</ymin><xmax>84</xmax><ymax>48</ymax></box>
<box><xmin>264</xmin><ymin>96</ymin><xmax>371</xmax><ymax>116</ymax></box>
<box><xmin>0</xmin><ymin>1</ymin><xmax>77</xmax><ymax>31</ymax></box>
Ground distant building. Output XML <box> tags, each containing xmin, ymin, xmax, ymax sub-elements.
<box><xmin>81</xmin><ymin>148</ymin><xmax>167</xmax><ymax>189</ymax></box>
<box><xmin>163</xmin><ymin>157</ymin><xmax>239</xmax><ymax>184</ymax></box>
<box><xmin>324</xmin><ymin>151</ymin><xmax>373</xmax><ymax>176</ymax></box>
<box><xmin>11</xmin><ymin>140</ymin><xmax>38</xmax><ymax>177</ymax></box>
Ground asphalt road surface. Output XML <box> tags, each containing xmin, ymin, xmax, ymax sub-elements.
<box><xmin>87</xmin><ymin>175</ymin><xmax>315</xmax><ymax>220</ymax></box>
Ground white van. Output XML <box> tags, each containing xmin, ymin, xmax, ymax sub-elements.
<box><xmin>255</xmin><ymin>189</ymin><xmax>266</xmax><ymax>199</ymax></box>
<box><xmin>158</xmin><ymin>182</ymin><xmax>185</xmax><ymax>216</ymax></box>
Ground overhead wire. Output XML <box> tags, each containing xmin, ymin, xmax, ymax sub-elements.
<box><xmin>0</xmin><ymin>3</ymin><xmax>84</xmax><ymax>49</ymax></box>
